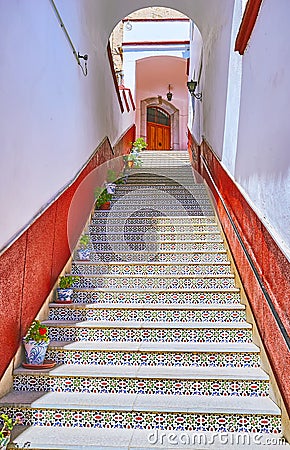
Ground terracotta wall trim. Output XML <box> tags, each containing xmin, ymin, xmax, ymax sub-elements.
<box><xmin>201</xmin><ymin>154</ymin><xmax>290</xmax><ymax>351</ymax></box>
<box><xmin>235</xmin><ymin>0</ymin><xmax>263</xmax><ymax>55</ymax></box>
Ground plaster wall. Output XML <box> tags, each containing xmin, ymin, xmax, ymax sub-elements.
<box><xmin>235</xmin><ymin>0</ymin><xmax>290</xmax><ymax>256</ymax></box>
<box><xmin>0</xmin><ymin>0</ymin><xmax>133</xmax><ymax>252</ymax></box>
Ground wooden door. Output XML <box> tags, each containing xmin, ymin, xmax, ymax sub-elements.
<box><xmin>147</xmin><ymin>107</ymin><xmax>171</xmax><ymax>150</ymax></box>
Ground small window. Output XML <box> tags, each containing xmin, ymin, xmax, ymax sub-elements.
<box><xmin>147</xmin><ymin>107</ymin><xmax>170</xmax><ymax>126</ymax></box>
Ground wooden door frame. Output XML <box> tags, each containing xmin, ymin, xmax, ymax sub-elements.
<box><xmin>140</xmin><ymin>97</ymin><xmax>180</xmax><ymax>150</ymax></box>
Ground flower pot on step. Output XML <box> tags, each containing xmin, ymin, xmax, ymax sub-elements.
<box><xmin>23</xmin><ymin>340</ymin><xmax>49</xmax><ymax>365</ymax></box>
<box><xmin>77</xmin><ymin>248</ymin><xmax>90</xmax><ymax>260</ymax></box>
<box><xmin>57</xmin><ymin>288</ymin><xmax>74</xmax><ymax>303</ymax></box>
<box><xmin>99</xmin><ymin>201</ymin><xmax>111</xmax><ymax>210</ymax></box>
<box><xmin>127</xmin><ymin>160</ymin><xmax>134</xmax><ymax>168</ymax></box>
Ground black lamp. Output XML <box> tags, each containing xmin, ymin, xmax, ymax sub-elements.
<box><xmin>187</xmin><ymin>80</ymin><xmax>202</xmax><ymax>100</ymax></box>
<box><xmin>166</xmin><ymin>84</ymin><xmax>173</xmax><ymax>101</ymax></box>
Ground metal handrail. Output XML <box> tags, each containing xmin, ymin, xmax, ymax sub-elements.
<box><xmin>49</xmin><ymin>0</ymin><xmax>88</xmax><ymax>76</ymax></box>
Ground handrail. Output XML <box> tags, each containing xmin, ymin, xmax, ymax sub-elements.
<box><xmin>49</xmin><ymin>0</ymin><xmax>88</xmax><ymax>76</ymax></box>
<box><xmin>201</xmin><ymin>154</ymin><xmax>290</xmax><ymax>351</ymax></box>
<box><xmin>107</xmin><ymin>42</ymin><xmax>124</xmax><ymax>113</ymax></box>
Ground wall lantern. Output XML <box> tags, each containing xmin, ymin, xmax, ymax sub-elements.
<box><xmin>166</xmin><ymin>84</ymin><xmax>173</xmax><ymax>101</ymax></box>
<box><xmin>187</xmin><ymin>80</ymin><xmax>202</xmax><ymax>101</ymax></box>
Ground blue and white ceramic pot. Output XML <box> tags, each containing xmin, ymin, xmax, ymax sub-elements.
<box><xmin>77</xmin><ymin>248</ymin><xmax>90</xmax><ymax>260</ymax></box>
<box><xmin>57</xmin><ymin>288</ymin><xmax>74</xmax><ymax>303</ymax></box>
<box><xmin>23</xmin><ymin>340</ymin><xmax>49</xmax><ymax>365</ymax></box>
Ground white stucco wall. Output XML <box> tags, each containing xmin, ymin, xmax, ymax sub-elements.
<box><xmin>235</xmin><ymin>0</ymin><xmax>290</xmax><ymax>255</ymax></box>
<box><xmin>0</xmin><ymin>0</ymin><xmax>133</xmax><ymax>251</ymax></box>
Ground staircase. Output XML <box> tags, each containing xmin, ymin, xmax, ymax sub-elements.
<box><xmin>1</xmin><ymin>151</ymin><xmax>287</xmax><ymax>449</ymax></box>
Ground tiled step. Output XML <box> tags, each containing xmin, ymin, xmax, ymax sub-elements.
<box><xmin>70</xmin><ymin>274</ymin><xmax>236</xmax><ymax>290</ymax></box>
<box><xmin>88</xmin><ymin>232</ymin><xmax>222</xmax><ymax>242</ymax></box>
<box><xmin>45</xmin><ymin>320</ymin><xmax>252</xmax><ymax>343</ymax></box>
<box><xmin>110</xmin><ymin>197</ymin><xmax>212</xmax><ymax>205</ymax></box>
<box><xmin>94</xmin><ymin>208</ymin><xmax>214</xmax><ymax>216</ymax></box>
<box><xmin>91</xmin><ymin>215</ymin><xmax>217</xmax><ymax>224</ymax></box>
<box><xmin>13</xmin><ymin>365</ymin><xmax>269</xmax><ymax>396</ymax></box>
<box><xmin>89</xmin><ymin>250</ymin><xmax>229</xmax><ymax>263</ymax></box>
<box><xmin>71</xmin><ymin>262</ymin><xmax>232</xmax><ymax>276</ymax></box>
<box><xmin>48</xmin><ymin>302</ymin><xmax>246</xmax><ymax>322</ymax></box>
<box><xmin>89</xmin><ymin>241</ymin><xmax>225</xmax><ymax>252</ymax></box>
<box><xmin>0</xmin><ymin>391</ymin><xmax>281</xmax><ymax>433</ymax></box>
<box><xmin>72</xmin><ymin>289</ymin><xmax>241</xmax><ymax>304</ymax></box>
<box><xmin>10</xmin><ymin>426</ymin><xmax>290</xmax><ymax>450</ymax></box>
<box><xmin>45</xmin><ymin>341</ymin><xmax>261</xmax><ymax>367</ymax></box>
<box><xmin>89</xmin><ymin>223</ymin><xmax>220</xmax><ymax>232</ymax></box>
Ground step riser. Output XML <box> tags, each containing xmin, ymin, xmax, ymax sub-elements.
<box><xmin>48</xmin><ymin>308</ymin><xmax>246</xmax><ymax>322</ymax></box>
<box><xmin>46</xmin><ymin>349</ymin><xmax>260</xmax><ymax>368</ymax></box>
<box><xmin>89</xmin><ymin>242</ymin><xmax>225</xmax><ymax>252</ymax></box>
<box><xmin>2</xmin><ymin>407</ymin><xmax>279</xmax><ymax>433</ymax></box>
<box><xmin>13</xmin><ymin>375</ymin><xmax>269</xmax><ymax>397</ymax></box>
<box><xmin>71</xmin><ymin>265</ymin><xmax>232</xmax><ymax>276</ymax></box>
<box><xmin>92</xmin><ymin>217</ymin><xmax>216</xmax><ymax>224</ymax></box>
<box><xmin>89</xmin><ymin>252</ymin><xmax>229</xmax><ymax>263</ymax></box>
<box><xmin>72</xmin><ymin>291</ymin><xmax>241</xmax><ymax>304</ymax></box>
<box><xmin>110</xmin><ymin>199</ymin><xmax>213</xmax><ymax>206</ymax></box>
<box><xmin>94</xmin><ymin>209</ymin><xmax>214</xmax><ymax>217</ymax></box>
<box><xmin>71</xmin><ymin>277</ymin><xmax>236</xmax><ymax>290</ymax></box>
<box><xmin>88</xmin><ymin>234</ymin><xmax>222</xmax><ymax>242</ymax></box>
<box><xmin>47</xmin><ymin>327</ymin><xmax>252</xmax><ymax>344</ymax></box>
<box><xmin>89</xmin><ymin>225</ymin><xmax>220</xmax><ymax>233</ymax></box>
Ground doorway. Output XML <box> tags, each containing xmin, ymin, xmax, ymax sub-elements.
<box><xmin>147</xmin><ymin>107</ymin><xmax>171</xmax><ymax>150</ymax></box>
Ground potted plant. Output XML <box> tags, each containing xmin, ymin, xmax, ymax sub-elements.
<box><xmin>77</xmin><ymin>234</ymin><xmax>90</xmax><ymax>260</ymax></box>
<box><xmin>56</xmin><ymin>275</ymin><xmax>80</xmax><ymax>303</ymax></box>
<box><xmin>22</xmin><ymin>320</ymin><xmax>50</xmax><ymax>366</ymax></box>
<box><xmin>95</xmin><ymin>187</ymin><xmax>113</xmax><ymax>210</ymax></box>
<box><xmin>131</xmin><ymin>137</ymin><xmax>147</xmax><ymax>153</ymax></box>
<box><xmin>0</xmin><ymin>414</ymin><xmax>21</xmax><ymax>450</ymax></box>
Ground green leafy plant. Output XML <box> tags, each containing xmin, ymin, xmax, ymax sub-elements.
<box><xmin>59</xmin><ymin>276</ymin><xmax>80</xmax><ymax>289</ymax></box>
<box><xmin>94</xmin><ymin>187</ymin><xmax>112</xmax><ymax>209</ymax></box>
<box><xmin>23</xmin><ymin>320</ymin><xmax>49</xmax><ymax>344</ymax></box>
<box><xmin>79</xmin><ymin>235</ymin><xmax>90</xmax><ymax>248</ymax></box>
<box><xmin>131</xmin><ymin>137</ymin><xmax>147</xmax><ymax>152</ymax></box>
<box><xmin>0</xmin><ymin>413</ymin><xmax>22</xmax><ymax>440</ymax></box>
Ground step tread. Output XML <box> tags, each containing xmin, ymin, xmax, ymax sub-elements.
<box><xmin>13</xmin><ymin>364</ymin><xmax>269</xmax><ymax>381</ymax></box>
<box><xmin>0</xmin><ymin>391</ymin><xmax>280</xmax><ymax>415</ymax></box>
<box><xmin>48</xmin><ymin>341</ymin><xmax>260</xmax><ymax>352</ymax></box>
<box><xmin>44</xmin><ymin>320</ymin><xmax>251</xmax><ymax>330</ymax></box>
<box><xmin>11</xmin><ymin>426</ymin><xmax>290</xmax><ymax>450</ymax></box>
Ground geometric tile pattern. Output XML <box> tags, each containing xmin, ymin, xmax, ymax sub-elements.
<box><xmin>49</xmin><ymin>307</ymin><xmax>246</xmax><ymax>323</ymax></box>
<box><xmin>90</xmin><ymin>251</ymin><xmax>229</xmax><ymax>263</ymax></box>
<box><xmin>71</xmin><ymin>263</ymin><xmax>232</xmax><ymax>276</ymax></box>
<box><xmin>89</xmin><ymin>232</ymin><xmax>223</xmax><ymax>242</ymax></box>
<box><xmin>46</xmin><ymin>325</ymin><xmax>252</xmax><ymax>344</ymax></box>
<box><xmin>72</xmin><ymin>275</ymin><xmax>237</xmax><ymax>290</ymax></box>
<box><xmin>46</xmin><ymin>347</ymin><xmax>261</xmax><ymax>368</ymax></box>
<box><xmin>13</xmin><ymin>374</ymin><xmax>270</xmax><ymax>397</ymax></box>
<box><xmin>2</xmin><ymin>406</ymin><xmax>281</xmax><ymax>433</ymax></box>
<box><xmin>72</xmin><ymin>290</ymin><xmax>242</xmax><ymax>304</ymax></box>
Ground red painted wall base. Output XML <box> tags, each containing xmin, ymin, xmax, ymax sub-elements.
<box><xmin>188</xmin><ymin>131</ymin><xmax>290</xmax><ymax>416</ymax></box>
<box><xmin>0</xmin><ymin>125</ymin><xmax>135</xmax><ymax>381</ymax></box>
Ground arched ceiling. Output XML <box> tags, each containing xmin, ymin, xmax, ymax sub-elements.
<box><xmin>104</xmin><ymin>0</ymin><xmax>235</xmax><ymax>40</ymax></box>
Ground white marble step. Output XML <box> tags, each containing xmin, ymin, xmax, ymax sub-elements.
<box><xmin>11</xmin><ymin>426</ymin><xmax>290</xmax><ymax>450</ymax></box>
<box><xmin>44</xmin><ymin>320</ymin><xmax>251</xmax><ymax>330</ymax></box>
<box><xmin>1</xmin><ymin>390</ymin><xmax>280</xmax><ymax>415</ymax></box>
<box><xmin>14</xmin><ymin>364</ymin><xmax>268</xmax><ymax>381</ymax></box>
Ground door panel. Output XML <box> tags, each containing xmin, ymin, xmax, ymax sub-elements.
<box><xmin>147</xmin><ymin>123</ymin><xmax>170</xmax><ymax>150</ymax></box>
